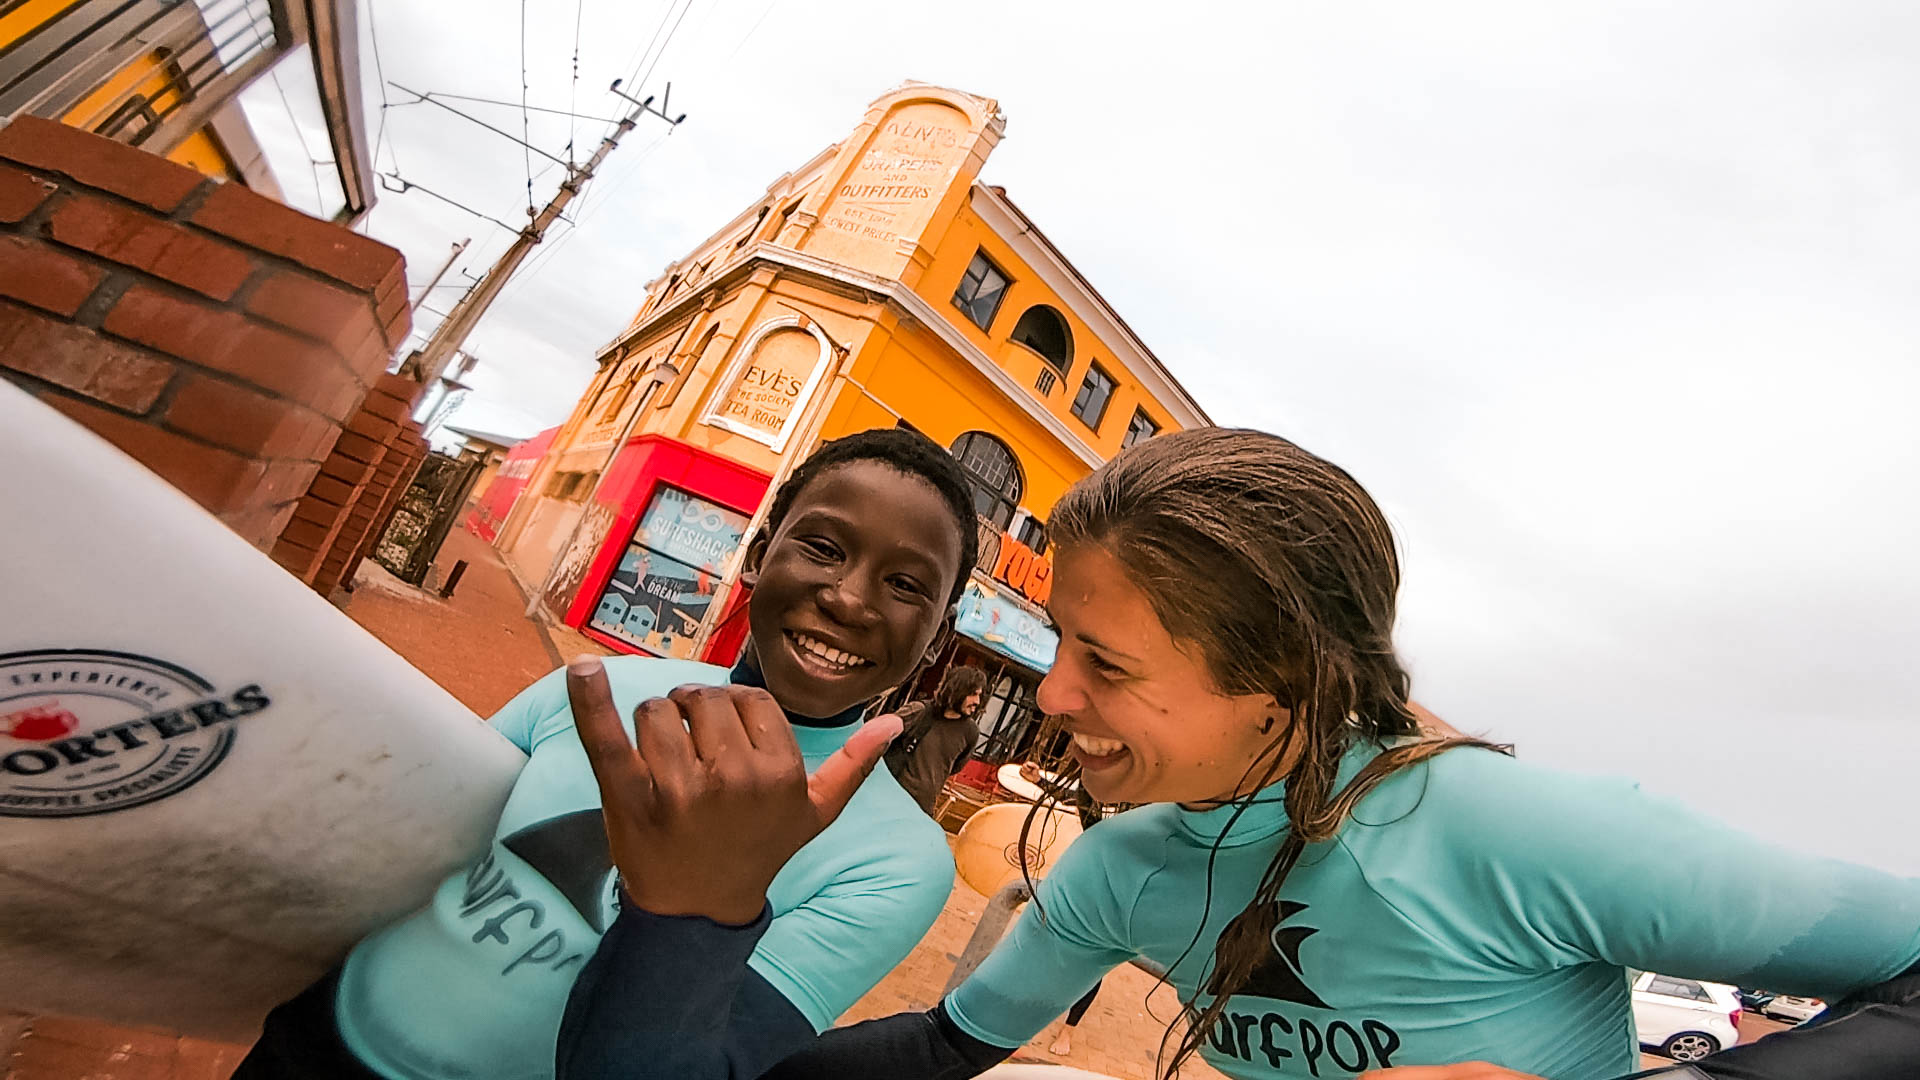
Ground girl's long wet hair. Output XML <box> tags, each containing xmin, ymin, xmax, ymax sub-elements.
<box><xmin>1042</xmin><ymin>427</ymin><xmax>1509</xmax><ymax>1078</ymax></box>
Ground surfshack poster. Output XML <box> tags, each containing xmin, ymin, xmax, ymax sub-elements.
<box><xmin>589</xmin><ymin>486</ymin><xmax>749</xmax><ymax>658</ymax></box>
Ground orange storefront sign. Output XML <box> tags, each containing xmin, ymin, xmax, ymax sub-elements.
<box><xmin>991</xmin><ymin>534</ymin><xmax>1053</xmax><ymax>606</ymax></box>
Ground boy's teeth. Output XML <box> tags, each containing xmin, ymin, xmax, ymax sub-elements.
<box><xmin>794</xmin><ymin>633</ymin><xmax>866</xmax><ymax>669</ymax></box>
<box><xmin>1072</xmin><ymin>732</ymin><xmax>1125</xmax><ymax>756</ymax></box>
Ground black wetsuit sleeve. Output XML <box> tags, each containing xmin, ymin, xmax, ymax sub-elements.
<box><xmin>756</xmin><ymin>1002</ymin><xmax>1015</xmax><ymax>1080</ymax></box>
<box><xmin>555</xmin><ymin>895</ymin><xmax>815</xmax><ymax>1080</ymax></box>
<box><xmin>1620</xmin><ymin>960</ymin><xmax>1920</xmax><ymax>1080</ymax></box>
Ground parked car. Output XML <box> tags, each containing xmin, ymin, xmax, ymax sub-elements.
<box><xmin>1737</xmin><ymin>988</ymin><xmax>1776</xmax><ymax>1014</ymax></box>
<box><xmin>1762</xmin><ymin>995</ymin><xmax>1827</xmax><ymax>1024</ymax></box>
<box><xmin>1631</xmin><ymin>971</ymin><xmax>1742</xmax><ymax>1062</ymax></box>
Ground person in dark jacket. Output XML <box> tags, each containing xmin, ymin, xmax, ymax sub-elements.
<box><xmin>883</xmin><ymin>665</ymin><xmax>989</xmax><ymax>814</ymax></box>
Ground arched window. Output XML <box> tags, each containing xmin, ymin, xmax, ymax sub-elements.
<box><xmin>1009</xmin><ymin>305</ymin><xmax>1073</xmax><ymax>373</ymax></box>
<box><xmin>950</xmin><ymin>431</ymin><xmax>1024</xmax><ymax>529</ymax></box>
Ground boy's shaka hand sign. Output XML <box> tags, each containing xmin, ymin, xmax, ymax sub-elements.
<box><xmin>565</xmin><ymin>655</ymin><xmax>903</xmax><ymax>926</ymax></box>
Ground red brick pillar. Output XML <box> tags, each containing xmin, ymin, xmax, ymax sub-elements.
<box><xmin>323</xmin><ymin>418</ymin><xmax>429</xmax><ymax>595</ymax></box>
<box><xmin>271</xmin><ymin>371</ymin><xmax>413</xmax><ymax>586</ymax></box>
<box><xmin>0</xmin><ymin>117</ymin><xmax>409</xmax><ymax>550</ymax></box>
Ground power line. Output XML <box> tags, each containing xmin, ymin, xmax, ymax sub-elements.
<box><xmin>390</xmin><ymin>84</ymin><xmax>572</xmax><ymax>169</ymax></box>
<box><xmin>268</xmin><ymin>68</ymin><xmax>329</xmax><ymax>211</ymax></box>
<box><xmin>616</xmin><ymin>2</ymin><xmax>676</xmax><ymax>96</ymax></box>
<box><xmin>489</xmin><ymin>93</ymin><xmax>685</xmax><ymax>298</ymax></box>
<box><xmin>405</xmin><ymin>88</ymin><xmax>684</xmax><ymax>389</ymax></box>
<box><xmin>519</xmin><ymin>0</ymin><xmax>535</xmax><ymax>216</ymax></box>
<box><xmin>365</xmin><ymin>0</ymin><xmax>402</xmax><ymax>175</ymax></box>
<box><xmin>507</xmin><ymin>131</ymin><xmax>668</xmax><ymax>292</ymax></box>
<box><xmin>378</xmin><ymin>172</ymin><xmax>524</xmax><ymax>235</ymax></box>
<box><xmin>567</xmin><ymin>0</ymin><xmax>585</xmax><ymax>165</ymax></box>
<box><xmin>402</xmin><ymin>91</ymin><xmax>624</xmax><ymax>125</ymax></box>
<box><xmin>633</xmin><ymin>0</ymin><xmax>696</xmax><ymax>103</ymax></box>
<box><xmin>723</xmin><ymin>0</ymin><xmax>779</xmax><ymax>65</ymax></box>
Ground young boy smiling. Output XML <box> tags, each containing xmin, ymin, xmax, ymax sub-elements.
<box><xmin>232</xmin><ymin>428</ymin><xmax>979</xmax><ymax>1080</ymax></box>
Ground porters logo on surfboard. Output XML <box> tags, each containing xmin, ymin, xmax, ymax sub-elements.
<box><xmin>0</xmin><ymin>649</ymin><xmax>270</xmax><ymax>818</ymax></box>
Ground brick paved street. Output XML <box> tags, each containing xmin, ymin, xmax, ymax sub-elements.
<box><xmin>335</xmin><ymin>526</ymin><xmax>584</xmax><ymax>716</ymax></box>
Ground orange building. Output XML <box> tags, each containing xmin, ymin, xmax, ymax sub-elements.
<box><xmin>492</xmin><ymin>82</ymin><xmax>1209</xmax><ymax>758</ymax></box>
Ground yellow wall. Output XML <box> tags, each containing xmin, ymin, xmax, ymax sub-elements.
<box><xmin>4</xmin><ymin>4</ymin><xmax>240</xmax><ymax>182</ymax></box>
<box><xmin>0</xmin><ymin>0</ymin><xmax>75</xmax><ymax>49</ymax></box>
<box><xmin>823</xmin><ymin>313</ymin><xmax>1082</xmax><ymax>516</ymax></box>
<box><xmin>165</xmin><ymin>129</ymin><xmax>237</xmax><ymax>179</ymax></box>
<box><xmin>912</xmin><ymin>201</ymin><xmax>1179</xmax><ymax>457</ymax></box>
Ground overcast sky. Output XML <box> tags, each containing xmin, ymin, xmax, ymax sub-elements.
<box><xmin>240</xmin><ymin>1</ymin><xmax>1919</xmax><ymax>874</ymax></box>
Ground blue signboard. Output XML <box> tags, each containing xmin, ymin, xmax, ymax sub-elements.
<box><xmin>590</xmin><ymin>486</ymin><xmax>749</xmax><ymax>658</ymax></box>
<box><xmin>633</xmin><ymin>486</ymin><xmax>748</xmax><ymax>575</ymax></box>
<box><xmin>954</xmin><ymin>580</ymin><xmax>1059</xmax><ymax>671</ymax></box>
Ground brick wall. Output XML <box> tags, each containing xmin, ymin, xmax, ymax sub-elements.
<box><xmin>271</xmin><ymin>372</ymin><xmax>428</xmax><ymax>594</ymax></box>
<box><xmin>335</xmin><ymin>421</ymin><xmax>430</xmax><ymax>592</ymax></box>
<box><xmin>0</xmin><ymin>116</ymin><xmax>411</xmax><ymax>551</ymax></box>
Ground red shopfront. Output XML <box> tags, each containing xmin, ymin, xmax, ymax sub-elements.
<box><xmin>562</xmin><ymin>435</ymin><xmax>770</xmax><ymax>664</ymax></box>
<box><xmin>466</xmin><ymin>426</ymin><xmax>558</xmax><ymax>542</ymax></box>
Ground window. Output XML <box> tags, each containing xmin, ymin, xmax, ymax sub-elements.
<box><xmin>952</xmin><ymin>251</ymin><xmax>1010</xmax><ymax>332</ymax></box>
<box><xmin>1011</xmin><ymin>513</ymin><xmax>1048</xmax><ymax>556</ymax></box>
<box><xmin>598</xmin><ymin>383</ymin><xmax>631</xmax><ymax>423</ymax></box>
<box><xmin>1647</xmin><ymin>977</ymin><xmax>1712</xmax><ymax>1002</ymax></box>
<box><xmin>597</xmin><ymin>366</ymin><xmax>637</xmax><ymax>423</ymax></box>
<box><xmin>1009</xmin><ymin>305</ymin><xmax>1072</xmax><ymax>373</ymax></box>
<box><xmin>658</xmin><ymin>326</ymin><xmax>717</xmax><ymax>410</ymax></box>
<box><xmin>545</xmin><ymin>471</ymin><xmax>597</xmax><ymax>501</ymax></box>
<box><xmin>737</xmin><ymin>206</ymin><xmax>770</xmax><ymax>248</ymax></box>
<box><xmin>1122</xmin><ymin>408</ymin><xmax>1159</xmax><ymax>450</ymax></box>
<box><xmin>769</xmin><ymin>198</ymin><xmax>802</xmax><ymax>242</ymax></box>
<box><xmin>950</xmin><ymin>431</ymin><xmax>1024</xmax><ymax>529</ymax></box>
<box><xmin>1071</xmin><ymin>363</ymin><xmax>1116</xmax><ymax>431</ymax></box>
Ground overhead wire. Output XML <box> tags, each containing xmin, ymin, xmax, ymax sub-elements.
<box><xmin>508</xmin><ymin>0</ymin><xmax>689</xmax><ymax>294</ymax></box>
<box><xmin>567</xmin><ymin>0</ymin><xmax>585</xmax><ymax>165</ymax></box>
<box><xmin>405</xmin><ymin>91</ymin><xmax>623</xmax><ymax>125</ymax></box>
<box><xmin>723</xmin><ymin>0</ymin><xmax>778</xmax><ymax>65</ymax></box>
<box><xmin>379</xmin><ymin>172</ymin><xmax>524</xmax><ymax>235</ymax></box>
<box><xmin>267</xmin><ymin>68</ymin><xmax>331</xmax><ymax>212</ymax></box>
<box><xmin>615</xmin><ymin>1</ymin><xmax>676</xmax><ymax>97</ymax></box>
<box><xmin>519</xmin><ymin>0</ymin><xmax>536</xmax><ymax>216</ymax></box>
<box><xmin>633</xmin><ymin>0</ymin><xmax>696</xmax><ymax>103</ymax></box>
<box><xmin>507</xmin><ymin>131</ymin><xmax>670</xmax><ymax>294</ymax></box>
<box><xmin>388</xmin><ymin>0</ymin><xmax>685</xmax><ymax>332</ymax></box>
<box><xmin>365</xmin><ymin>0</ymin><xmax>402</xmax><ymax>175</ymax></box>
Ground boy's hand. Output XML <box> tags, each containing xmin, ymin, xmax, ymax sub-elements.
<box><xmin>565</xmin><ymin>656</ymin><xmax>902</xmax><ymax>926</ymax></box>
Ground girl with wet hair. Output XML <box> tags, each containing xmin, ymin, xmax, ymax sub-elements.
<box><xmin>558</xmin><ymin>427</ymin><xmax>1920</xmax><ymax>1080</ymax></box>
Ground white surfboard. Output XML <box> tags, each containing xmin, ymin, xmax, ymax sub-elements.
<box><xmin>0</xmin><ymin>382</ymin><xmax>527</xmax><ymax>1041</ymax></box>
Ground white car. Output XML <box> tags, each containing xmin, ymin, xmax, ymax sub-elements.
<box><xmin>1762</xmin><ymin>995</ymin><xmax>1827</xmax><ymax>1024</ymax></box>
<box><xmin>1631</xmin><ymin>971</ymin><xmax>1743</xmax><ymax>1062</ymax></box>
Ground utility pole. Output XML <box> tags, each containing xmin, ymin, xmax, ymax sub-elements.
<box><xmin>401</xmin><ymin>82</ymin><xmax>685</xmax><ymax>387</ymax></box>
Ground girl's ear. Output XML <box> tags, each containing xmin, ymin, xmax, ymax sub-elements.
<box><xmin>1248</xmin><ymin>695</ymin><xmax>1286</xmax><ymax>735</ymax></box>
<box><xmin>739</xmin><ymin>529</ymin><xmax>770</xmax><ymax>589</ymax></box>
